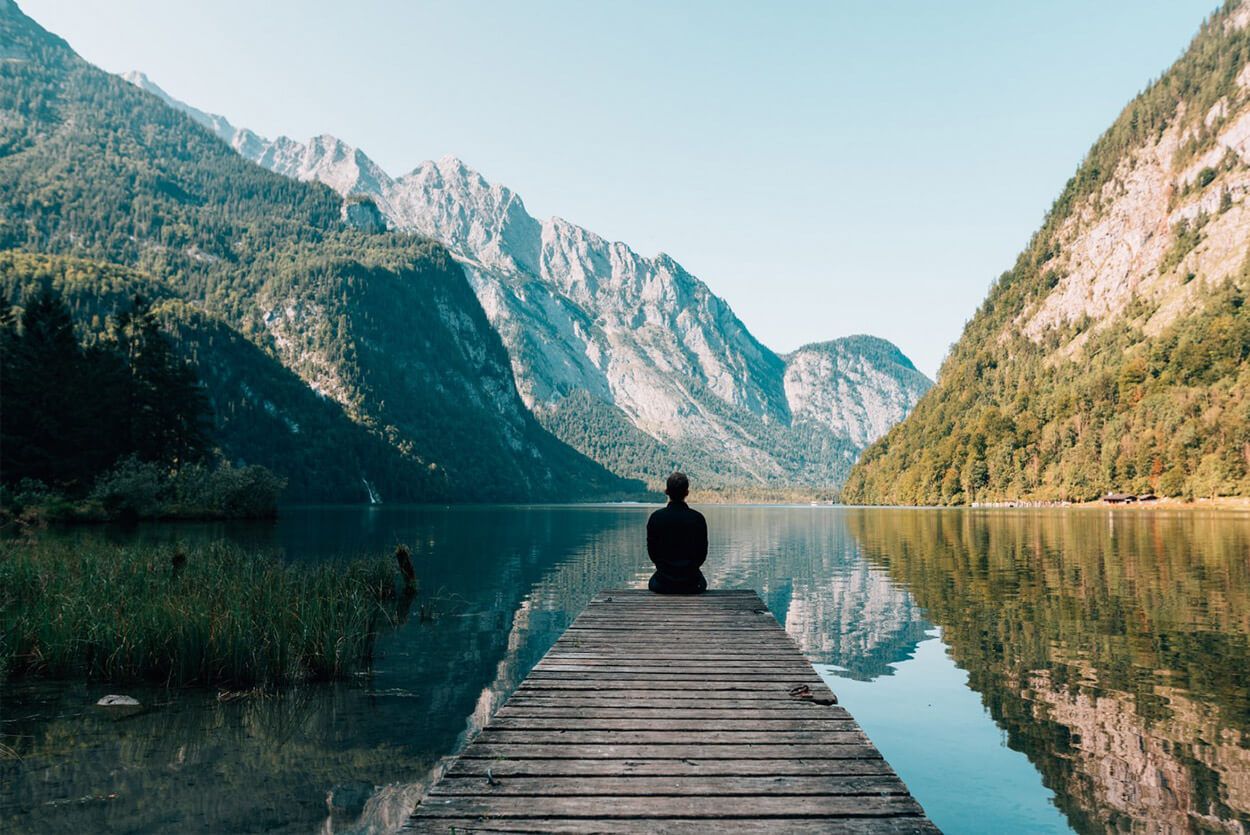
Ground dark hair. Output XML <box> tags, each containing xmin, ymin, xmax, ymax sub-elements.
<box><xmin>665</xmin><ymin>471</ymin><xmax>690</xmax><ymax>500</ymax></box>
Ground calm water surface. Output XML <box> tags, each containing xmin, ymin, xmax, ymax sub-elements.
<box><xmin>2</xmin><ymin>506</ymin><xmax>1248</xmax><ymax>833</ymax></box>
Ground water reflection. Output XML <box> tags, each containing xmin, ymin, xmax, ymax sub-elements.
<box><xmin>846</xmin><ymin>508</ymin><xmax>1250</xmax><ymax>834</ymax></box>
<box><xmin>3</xmin><ymin>506</ymin><xmax>1247</xmax><ymax>833</ymax></box>
<box><xmin>2</xmin><ymin>505</ymin><xmax>930</xmax><ymax>833</ymax></box>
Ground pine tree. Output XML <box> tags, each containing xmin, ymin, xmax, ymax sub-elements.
<box><xmin>113</xmin><ymin>294</ymin><xmax>211</xmax><ymax>468</ymax></box>
<box><xmin>5</xmin><ymin>285</ymin><xmax>82</xmax><ymax>486</ymax></box>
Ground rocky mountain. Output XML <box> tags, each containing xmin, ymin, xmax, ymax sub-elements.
<box><xmin>0</xmin><ymin>1</ymin><xmax>634</xmax><ymax>502</ymax></box>
<box><xmin>123</xmin><ymin>71</ymin><xmax>931</xmax><ymax>491</ymax></box>
<box><xmin>784</xmin><ymin>336</ymin><xmax>932</xmax><ymax>450</ymax></box>
<box><xmin>846</xmin><ymin>0</ymin><xmax>1250</xmax><ymax>504</ymax></box>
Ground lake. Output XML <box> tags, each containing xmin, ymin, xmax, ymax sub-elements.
<box><xmin>2</xmin><ymin>505</ymin><xmax>1248</xmax><ymax>833</ymax></box>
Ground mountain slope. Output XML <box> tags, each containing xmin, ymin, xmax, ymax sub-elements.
<box><xmin>123</xmin><ymin>71</ymin><xmax>932</xmax><ymax>491</ymax></box>
<box><xmin>845</xmin><ymin>0</ymin><xmax>1250</xmax><ymax>505</ymax></box>
<box><xmin>0</xmin><ymin>1</ymin><xmax>634</xmax><ymax>502</ymax></box>
<box><xmin>0</xmin><ymin>252</ymin><xmax>443</xmax><ymax>501</ymax></box>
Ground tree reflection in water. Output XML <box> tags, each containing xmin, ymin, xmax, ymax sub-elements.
<box><xmin>847</xmin><ymin>508</ymin><xmax>1250</xmax><ymax>834</ymax></box>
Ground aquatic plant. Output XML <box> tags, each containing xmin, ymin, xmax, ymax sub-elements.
<box><xmin>0</xmin><ymin>540</ymin><xmax>395</xmax><ymax>686</ymax></box>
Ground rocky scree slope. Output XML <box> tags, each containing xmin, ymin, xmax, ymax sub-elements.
<box><xmin>845</xmin><ymin>0</ymin><xmax>1250</xmax><ymax>505</ymax></box>
<box><xmin>124</xmin><ymin>70</ymin><xmax>931</xmax><ymax>491</ymax></box>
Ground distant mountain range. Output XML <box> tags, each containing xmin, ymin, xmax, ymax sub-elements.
<box><xmin>845</xmin><ymin>0</ymin><xmax>1250</xmax><ymax>504</ymax></box>
<box><xmin>122</xmin><ymin>70</ymin><xmax>931</xmax><ymax>492</ymax></box>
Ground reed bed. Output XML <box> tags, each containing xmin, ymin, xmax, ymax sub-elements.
<box><xmin>0</xmin><ymin>540</ymin><xmax>395</xmax><ymax>686</ymax></box>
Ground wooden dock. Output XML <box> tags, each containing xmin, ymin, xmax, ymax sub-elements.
<box><xmin>404</xmin><ymin>589</ymin><xmax>935</xmax><ymax>833</ymax></box>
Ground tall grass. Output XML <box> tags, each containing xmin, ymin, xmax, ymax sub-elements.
<box><xmin>0</xmin><ymin>540</ymin><xmax>395</xmax><ymax>686</ymax></box>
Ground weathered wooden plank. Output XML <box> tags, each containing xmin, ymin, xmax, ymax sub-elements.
<box><xmin>555</xmin><ymin>645</ymin><xmax>805</xmax><ymax>650</ymax></box>
<box><xmin>563</xmin><ymin>630</ymin><xmax>787</xmax><ymax>635</ymax></box>
<box><xmin>517</xmin><ymin>679</ymin><xmax>829</xmax><ymax>691</ymax></box>
<box><xmin>563</xmin><ymin>626</ymin><xmax>785</xmax><ymax>634</ymax></box>
<box><xmin>406</xmin><ymin>818</ymin><xmax>939</xmax><ymax>834</ymax></box>
<box><xmin>557</xmin><ymin>639</ymin><xmax>795</xmax><ymax>646</ymax></box>
<box><xmin>528</xmin><ymin>666</ymin><xmax>823</xmax><ymax>676</ymax></box>
<box><xmin>551</xmin><ymin>644</ymin><xmax>802</xmax><ymax>653</ymax></box>
<box><xmin>510</xmin><ymin>688</ymin><xmax>825</xmax><ymax>702</ymax></box>
<box><xmin>542</xmin><ymin>652</ymin><xmax>808</xmax><ymax>660</ymax></box>
<box><xmin>582</xmin><ymin>608</ymin><xmax>772</xmax><ymax>612</ymax></box>
<box><xmin>497</xmin><ymin>705</ymin><xmax>849</xmax><ymax>719</ymax></box>
<box><xmin>474</xmin><ymin>729</ymin><xmax>869</xmax><ymax>745</ymax></box>
<box><xmin>496</xmin><ymin>703</ymin><xmax>849</xmax><ymax>716</ymax></box>
<box><xmin>539</xmin><ymin>653</ymin><xmax>814</xmax><ymax>661</ymax></box>
<box><xmin>570</xmin><ymin>611</ymin><xmax>778</xmax><ymax>618</ymax></box>
<box><xmin>502</xmin><ymin>693</ymin><xmax>844</xmax><ymax>705</ymax></box>
<box><xmin>414</xmin><ymin>794</ymin><xmax>926</xmax><ymax>818</ymax></box>
<box><xmin>570</xmin><ymin>614</ymin><xmax>779</xmax><ymax>621</ymax></box>
<box><xmin>547</xmin><ymin>643</ymin><xmax>793</xmax><ymax>650</ymax></box>
<box><xmin>428</xmin><ymin>775</ymin><xmax>908</xmax><ymax>796</ymax></box>
<box><xmin>601</xmin><ymin>588</ymin><xmax>757</xmax><ymax>593</ymax></box>
<box><xmin>574</xmin><ymin>613</ymin><xmax>778</xmax><ymax>619</ymax></box>
<box><xmin>526</xmin><ymin>672</ymin><xmax>824</xmax><ymax>683</ymax></box>
<box><xmin>561</xmin><ymin>631</ymin><xmax>793</xmax><ymax>636</ymax></box>
<box><xmin>537</xmin><ymin>660</ymin><xmax>816</xmax><ymax>669</ymax></box>
<box><xmin>586</xmin><ymin>601</ymin><xmax>771</xmax><ymax>606</ymax></box>
<box><xmin>531</xmin><ymin>668</ymin><xmax>819</xmax><ymax>679</ymax></box>
<box><xmin>490</xmin><ymin>716</ymin><xmax>853</xmax><ymax>730</ymax></box>
<box><xmin>460</xmin><ymin>743</ymin><xmax>883</xmax><ymax>759</ymax></box>
<box><xmin>445</xmin><ymin>758</ymin><xmax>900</xmax><ymax>779</ymax></box>
<box><xmin>520</xmin><ymin>672</ymin><xmax>824</xmax><ymax>683</ymax></box>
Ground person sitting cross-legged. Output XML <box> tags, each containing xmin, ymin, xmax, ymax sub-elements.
<box><xmin>646</xmin><ymin>471</ymin><xmax>708</xmax><ymax>595</ymax></box>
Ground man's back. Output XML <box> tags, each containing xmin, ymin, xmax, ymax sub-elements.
<box><xmin>646</xmin><ymin>499</ymin><xmax>707</xmax><ymax>594</ymax></box>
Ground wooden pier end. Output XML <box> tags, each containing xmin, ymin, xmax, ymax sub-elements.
<box><xmin>403</xmin><ymin>589</ymin><xmax>935</xmax><ymax>833</ymax></box>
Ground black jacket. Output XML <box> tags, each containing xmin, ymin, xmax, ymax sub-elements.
<box><xmin>646</xmin><ymin>500</ymin><xmax>708</xmax><ymax>594</ymax></box>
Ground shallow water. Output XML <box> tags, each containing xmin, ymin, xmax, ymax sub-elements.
<box><xmin>2</xmin><ymin>505</ymin><xmax>1248</xmax><ymax>833</ymax></box>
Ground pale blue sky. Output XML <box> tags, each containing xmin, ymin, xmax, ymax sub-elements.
<box><xmin>22</xmin><ymin>0</ymin><xmax>1219</xmax><ymax>377</ymax></box>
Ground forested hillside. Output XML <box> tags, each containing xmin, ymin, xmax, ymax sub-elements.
<box><xmin>844</xmin><ymin>0</ymin><xmax>1250</xmax><ymax>505</ymax></box>
<box><xmin>0</xmin><ymin>2</ymin><xmax>636</xmax><ymax>502</ymax></box>
<box><xmin>0</xmin><ymin>252</ymin><xmax>455</xmax><ymax>502</ymax></box>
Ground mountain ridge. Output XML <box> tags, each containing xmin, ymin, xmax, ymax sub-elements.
<box><xmin>122</xmin><ymin>70</ymin><xmax>932</xmax><ymax>490</ymax></box>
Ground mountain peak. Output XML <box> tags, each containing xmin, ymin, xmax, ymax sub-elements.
<box><xmin>120</xmin><ymin>69</ymin><xmax>238</xmax><ymax>143</ymax></box>
<box><xmin>437</xmin><ymin>154</ymin><xmax>469</xmax><ymax>171</ymax></box>
<box><xmin>790</xmin><ymin>335</ymin><xmax>920</xmax><ymax>373</ymax></box>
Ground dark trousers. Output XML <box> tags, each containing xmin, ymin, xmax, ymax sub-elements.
<box><xmin>648</xmin><ymin>571</ymin><xmax>707</xmax><ymax>595</ymax></box>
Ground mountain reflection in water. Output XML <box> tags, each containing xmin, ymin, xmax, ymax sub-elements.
<box><xmin>847</xmin><ymin>508</ymin><xmax>1250</xmax><ymax>834</ymax></box>
<box><xmin>2</xmin><ymin>505</ymin><xmax>1247</xmax><ymax>833</ymax></box>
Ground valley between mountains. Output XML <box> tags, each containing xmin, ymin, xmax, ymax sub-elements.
<box><xmin>108</xmin><ymin>66</ymin><xmax>933</xmax><ymax>498</ymax></box>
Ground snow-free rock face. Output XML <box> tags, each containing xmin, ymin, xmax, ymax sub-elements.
<box><xmin>125</xmin><ymin>71</ymin><xmax>930</xmax><ymax>489</ymax></box>
<box><xmin>340</xmin><ymin>196</ymin><xmax>386</xmax><ymax>233</ymax></box>
<box><xmin>785</xmin><ymin>336</ymin><xmax>933</xmax><ymax>449</ymax></box>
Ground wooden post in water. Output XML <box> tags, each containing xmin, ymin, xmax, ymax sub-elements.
<box><xmin>395</xmin><ymin>544</ymin><xmax>417</xmax><ymax>593</ymax></box>
<box><xmin>403</xmin><ymin>588</ymin><xmax>935</xmax><ymax>833</ymax></box>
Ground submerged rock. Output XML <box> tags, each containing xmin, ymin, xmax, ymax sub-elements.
<box><xmin>95</xmin><ymin>694</ymin><xmax>140</xmax><ymax>708</ymax></box>
<box><xmin>94</xmin><ymin>694</ymin><xmax>143</xmax><ymax>718</ymax></box>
